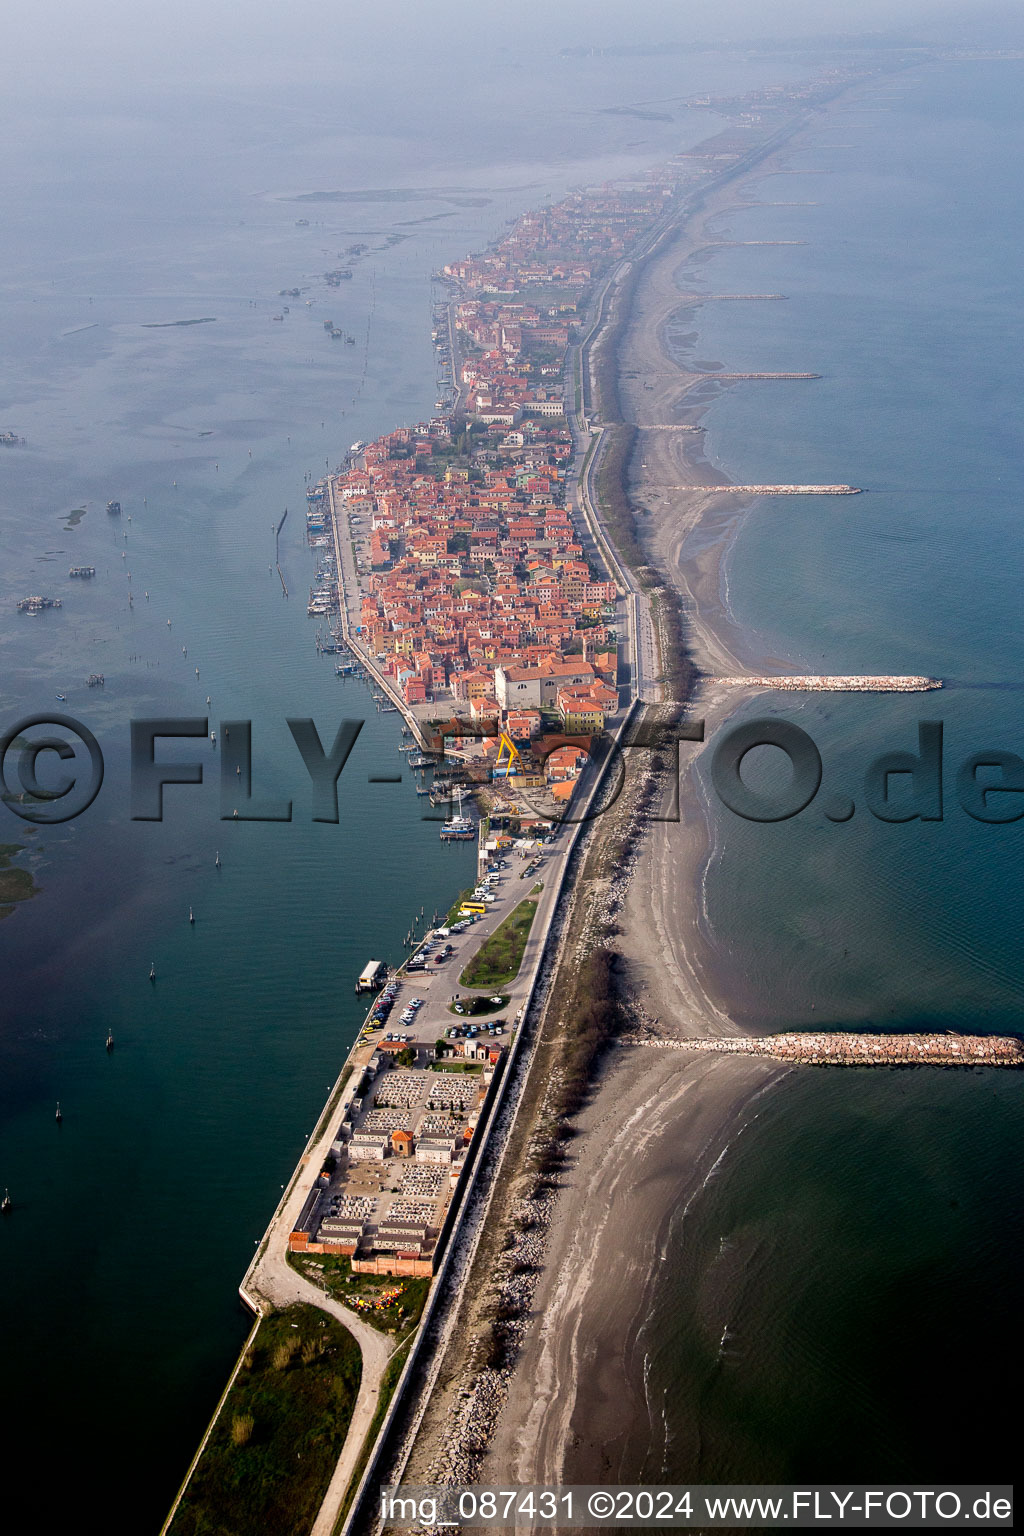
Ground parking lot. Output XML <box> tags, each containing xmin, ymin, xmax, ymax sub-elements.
<box><xmin>360</xmin><ymin>848</ymin><xmax>556</xmax><ymax>1054</ymax></box>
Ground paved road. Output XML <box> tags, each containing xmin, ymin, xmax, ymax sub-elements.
<box><xmin>240</xmin><ymin>1051</ymin><xmax>396</xmax><ymax>1536</ymax></box>
<box><xmin>250</xmin><ymin>1255</ymin><xmax>394</xmax><ymax>1536</ymax></box>
<box><xmin>564</xmin><ymin>361</ymin><xmax>660</xmax><ymax>706</ymax></box>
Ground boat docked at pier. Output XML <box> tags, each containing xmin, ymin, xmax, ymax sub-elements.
<box><xmin>355</xmin><ymin>959</ymin><xmax>388</xmax><ymax>994</ymax></box>
<box><xmin>440</xmin><ymin>787</ymin><xmax>476</xmax><ymax>841</ymax></box>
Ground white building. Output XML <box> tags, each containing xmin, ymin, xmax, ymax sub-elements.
<box><xmin>348</xmin><ymin>1134</ymin><xmax>389</xmax><ymax>1163</ymax></box>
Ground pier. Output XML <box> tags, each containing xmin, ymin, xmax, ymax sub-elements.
<box><xmin>680</xmin><ymin>482</ymin><xmax>859</xmax><ymax>493</ymax></box>
<box><xmin>639</xmin><ymin>373</ymin><xmax>818</xmax><ymax>380</ymax></box>
<box><xmin>709</xmin><ymin>674</ymin><xmax>942</xmax><ymax>692</ymax></box>
<box><xmin>625</xmin><ymin>1032</ymin><xmax>1024</xmax><ymax>1069</ymax></box>
<box><xmin>691</xmin><ymin>373</ymin><xmax>821</xmax><ymax>380</ymax></box>
<box><xmin>275</xmin><ymin>508</ymin><xmax>289</xmax><ymax>595</ymax></box>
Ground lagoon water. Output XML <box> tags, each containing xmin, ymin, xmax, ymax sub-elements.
<box><xmin>0</xmin><ymin>38</ymin><xmax>802</xmax><ymax>1530</ymax></box>
<box><xmin>647</xmin><ymin>59</ymin><xmax>1024</xmax><ymax>1483</ymax></box>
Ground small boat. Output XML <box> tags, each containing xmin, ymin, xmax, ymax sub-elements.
<box><xmin>215</xmin><ymin>851</ymin><xmax>221</xmax><ymax>869</ymax></box>
<box><xmin>189</xmin><ymin>907</ymin><xmax>195</xmax><ymax>925</ymax></box>
<box><xmin>149</xmin><ymin>963</ymin><xmax>156</xmax><ymax>983</ymax></box>
<box><xmin>1</xmin><ymin>1189</ymin><xmax>11</xmax><ymax>1214</ymax></box>
<box><xmin>55</xmin><ymin>692</ymin><xmax>66</xmax><ymax>702</ymax></box>
<box><xmin>105</xmin><ymin>1030</ymin><xmax>114</xmax><ymax>1052</ymax></box>
<box><xmin>55</xmin><ymin>1102</ymin><xmax>62</xmax><ymax>1125</ymax></box>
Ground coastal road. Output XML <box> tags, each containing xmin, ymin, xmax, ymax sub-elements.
<box><xmin>237</xmin><ymin>1025</ymin><xmax>412</xmax><ymax>1536</ymax></box>
<box><xmin>565</xmin><ymin>315</ymin><xmax>660</xmax><ymax>706</ymax></box>
<box><xmin>251</xmin><ymin>1253</ymin><xmax>395</xmax><ymax>1536</ymax></box>
<box><xmin>566</xmin><ymin>411</ymin><xmax>661</xmax><ymax>706</ymax></box>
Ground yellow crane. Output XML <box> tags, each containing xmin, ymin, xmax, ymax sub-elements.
<box><xmin>495</xmin><ymin>730</ymin><xmax>522</xmax><ymax>771</ymax></box>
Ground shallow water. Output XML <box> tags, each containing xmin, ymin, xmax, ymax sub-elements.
<box><xmin>647</xmin><ymin>59</ymin><xmax>1024</xmax><ymax>1483</ymax></box>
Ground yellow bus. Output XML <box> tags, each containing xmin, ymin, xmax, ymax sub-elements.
<box><xmin>460</xmin><ymin>902</ymin><xmax>488</xmax><ymax>915</ymax></box>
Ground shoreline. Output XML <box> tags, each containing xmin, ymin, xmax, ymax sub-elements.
<box><xmin>486</xmin><ymin>1049</ymin><xmax>789</xmax><ymax>1486</ymax></box>
<box><xmin>468</xmin><ymin>71</ymin><xmax>930</xmax><ymax>1495</ymax></box>
<box><xmin>383</xmin><ymin>96</ymin><xmax>857</xmax><ymax>1503</ymax></box>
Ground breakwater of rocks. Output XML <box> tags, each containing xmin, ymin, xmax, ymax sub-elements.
<box><xmin>709</xmin><ymin>674</ymin><xmax>942</xmax><ymax>691</ymax></box>
<box><xmin>624</xmin><ymin>1032</ymin><xmax>1024</xmax><ymax>1068</ymax></box>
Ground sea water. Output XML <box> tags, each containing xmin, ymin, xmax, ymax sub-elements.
<box><xmin>647</xmin><ymin>58</ymin><xmax>1024</xmax><ymax>1482</ymax></box>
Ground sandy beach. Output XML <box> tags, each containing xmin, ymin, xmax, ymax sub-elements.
<box><xmin>480</xmin><ymin>1048</ymin><xmax>788</xmax><ymax>1489</ymax></box>
<box><xmin>616</xmin><ymin>147</ymin><xmax>825</xmax><ymax>680</ymax></box>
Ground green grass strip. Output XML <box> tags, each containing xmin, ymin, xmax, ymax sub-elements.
<box><xmin>167</xmin><ymin>1305</ymin><xmax>361</xmax><ymax>1536</ymax></box>
<box><xmin>459</xmin><ymin>899</ymin><xmax>538</xmax><ymax>989</ymax></box>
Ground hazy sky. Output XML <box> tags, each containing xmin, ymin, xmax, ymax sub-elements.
<box><xmin>0</xmin><ymin>0</ymin><xmax>1016</xmax><ymax>102</ymax></box>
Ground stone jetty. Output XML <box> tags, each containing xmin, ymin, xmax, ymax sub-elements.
<box><xmin>625</xmin><ymin>1032</ymin><xmax>1024</xmax><ymax>1069</ymax></box>
<box><xmin>709</xmin><ymin>674</ymin><xmax>942</xmax><ymax>691</ymax></box>
<box><xmin>687</xmin><ymin>481</ymin><xmax>858</xmax><ymax>491</ymax></box>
